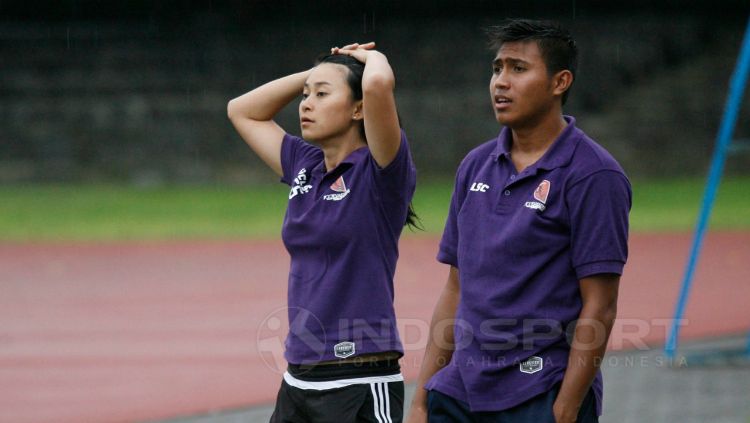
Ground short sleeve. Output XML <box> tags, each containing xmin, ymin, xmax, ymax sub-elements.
<box><xmin>566</xmin><ymin>170</ymin><xmax>631</xmax><ymax>279</ymax></box>
<box><xmin>369</xmin><ymin>130</ymin><xmax>417</xmax><ymax>200</ymax></box>
<box><xmin>437</xmin><ymin>170</ymin><xmax>464</xmax><ymax>267</ymax></box>
<box><xmin>280</xmin><ymin>133</ymin><xmax>320</xmax><ymax>186</ymax></box>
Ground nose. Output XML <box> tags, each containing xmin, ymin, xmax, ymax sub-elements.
<box><xmin>494</xmin><ymin>69</ymin><xmax>510</xmax><ymax>90</ymax></box>
<box><xmin>300</xmin><ymin>97</ymin><xmax>312</xmax><ymax>112</ymax></box>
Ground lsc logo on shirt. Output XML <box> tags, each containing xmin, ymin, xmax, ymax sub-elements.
<box><xmin>470</xmin><ymin>182</ymin><xmax>490</xmax><ymax>192</ymax></box>
<box><xmin>289</xmin><ymin>168</ymin><xmax>312</xmax><ymax>199</ymax></box>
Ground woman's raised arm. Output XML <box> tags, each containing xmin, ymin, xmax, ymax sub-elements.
<box><xmin>333</xmin><ymin>42</ymin><xmax>401</xmax><ymax>168</ymax></box>
<box><xmin>227</xmin><ymin>69</ymin><xmax>311</xmax><ymax>176</ymax></box>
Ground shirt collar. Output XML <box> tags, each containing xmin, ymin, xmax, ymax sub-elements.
<box><xmin>491</xmin><ymin>115</ymin><xmax>580</xmax><ymax>171</ymax></box>
<box><xmin>313</xmin><ymin>145</ymin><xmax>369</xmax><ymax>176</ymax></box>
<box><xmin>491</xmin><ymin>127</ymin><xmax>513</xmax><ymax>161</ymax></box>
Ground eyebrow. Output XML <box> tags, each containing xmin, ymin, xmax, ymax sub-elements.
<box><xmin>492</xmin><ymin>57</ymin><xmax>531</xmax><ymax>66</ymax></box>
<box><xmin>303</xmin><ymin>81</ymin><xmax>332</xmax><ymax>88</ymax></box>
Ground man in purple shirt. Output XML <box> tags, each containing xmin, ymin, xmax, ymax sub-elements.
<box><xmin>406</xmin><ymin>19</ymin><xmax>630</xmax><ymax>423</ymax></box>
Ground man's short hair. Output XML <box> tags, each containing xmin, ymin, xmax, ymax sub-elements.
<box><xmin>486</xmin><ymin>19</ymin><xmax>578</xmax><ymax>105</ymax></box>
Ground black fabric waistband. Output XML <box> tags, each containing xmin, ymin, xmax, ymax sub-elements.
<box><xmin>287</xmin><ymin>358</ymin><xmax>401</xmax><ymax>382</ymax></box>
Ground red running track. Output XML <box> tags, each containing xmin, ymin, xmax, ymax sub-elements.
<box><xmin>1</xmin><ymin>233</ymin><xmax>749</xmax><ymax>423</ymax></box>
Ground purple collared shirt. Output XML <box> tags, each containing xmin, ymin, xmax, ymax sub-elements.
<box><xmin>279</xmin><ymin>130</ymin><xmax>416</xmax><ymax>365</ymax></box>
<box><xmin>426</xmin><ymin>117</ymin><xmax>631</xmax><ymax>415</ymax></box>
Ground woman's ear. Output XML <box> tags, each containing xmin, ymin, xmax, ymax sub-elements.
<box><xmin>352</xmin><ymin>101</ymin><xmax>364</xmax><ymax>121</ymax></box>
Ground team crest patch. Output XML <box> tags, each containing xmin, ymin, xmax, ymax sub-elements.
<box><xmin>519</xmin><ymin>356</ymin><xmax>544</xmax><ymax>374</ymax></box>
<box><xmin>323</xmin><ymin>176</ymin><xmax>350</xmax><ymax>201</ymax></box>
<box><xmin>533</xmin><ymin>180</ymin><xmax>551</xmax><ymax>204</ymax></box>
<box><xmin>334</xmin><ymin>341</ymin><xmax>356</xmax><ymax>358</ymax></box>
<box><xmin>525</xmin><ymin>180</ymin><xmax>550</xmax><ymax>211</ymax></box>
<box><xmin>330</xmin><ymin>176</ymin><xmax>347</xmax><ymax>193</ymax></box>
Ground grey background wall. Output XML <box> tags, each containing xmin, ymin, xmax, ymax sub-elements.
<box><xmin>2</xmin><ymin>1</ymin><xmax>749</xmax><ymax>184</ymax></box>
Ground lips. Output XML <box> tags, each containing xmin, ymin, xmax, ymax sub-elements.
<box><xmin>494</xmin><ymin>95</ymin><xmax>511</xmax><ymax>104</ymax></box>
<box><xmin>300</xmin><ymin>117</ymin><xmax>314</xmax><ymax>125</ymax></box>
<box><xmin>494</xmin><ymin>95</ymin><xmax>512</xmax><ymax>110</ymax></box>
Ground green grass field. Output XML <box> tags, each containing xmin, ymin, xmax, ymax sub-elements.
<box><xmin>0</xmin><ymin>177</ymin><xmax>748</xmax><ymax>241</ymax></box>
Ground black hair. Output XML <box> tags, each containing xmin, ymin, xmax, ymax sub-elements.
<box><xmin>485</xmin><ymin>19</ymin><xmax>578</xmax><ymax>105</ymax></box>
<box><xmin>315</xmin><ymin>54</ymin><xmax>422</xmax><ymax>230</ymax></box>
<box><xmin>316</xmin><ymin>54</ymin><xmax>366</xmax><ymax>139</ymax></box>
<box><xmin>317</xmin><ymin>54</ymin><xmax>364</xmax><ymax>101</ymax></box>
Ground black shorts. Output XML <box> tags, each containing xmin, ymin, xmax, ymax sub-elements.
<box><xmin>270</xmin><ymin>379</ymin><xmax>404</xmax><ymax>423</ymax></box>
<box><xmin>270</xmin><ymin>359</ymin><xmax>404</xmax><ymax>423</ymax></box>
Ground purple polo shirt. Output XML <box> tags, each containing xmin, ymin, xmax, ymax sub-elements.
<box><xmin>279</xmin><ymin>130</ymin><xmax>416</xmax><ymax>365</ymax></box>
<box><xmin>425</xmin><ymin>117</ymin><xmax>630</xmax><ymax>415</ymax></box>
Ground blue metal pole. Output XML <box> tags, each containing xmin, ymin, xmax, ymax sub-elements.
<box><xmin>664</xmin><ymin>17</ymin><xmax>750</xmax><ymax>360</ymax></box>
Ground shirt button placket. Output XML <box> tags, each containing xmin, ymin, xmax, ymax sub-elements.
<box><xmin>495</xmin><ymin>180</ymin><xmax>514</xmax><ymax>214</ymax></box>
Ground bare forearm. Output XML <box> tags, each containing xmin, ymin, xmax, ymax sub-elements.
<box><xmin>227</xmin><ymin>69</ymin><xmax>311</xmax><ymax>121</ymax></box>
<box><xmin>413</xmin><ymin>297</ymin><xmax>457</xmax><ymax>398</ymax></box>
<box><xmin>355</xmin><ymin>48</ymin><xmax>400</xmax><ymax>166</ymax></box>
<box><xmin>361</xmin><ymin>50</ymin><xmax>395</xmax><ymax>93</ymax></box>
<box><xmin>556</xmin><ymin>304</ymin><xmax>616</xmax><ymax>414</ymax></box>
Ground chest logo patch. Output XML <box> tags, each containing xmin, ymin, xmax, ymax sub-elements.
<box><xmin>519</xmin><ymin>356</ymin><xmax>544</xmax><ymax>374</ymax></box>
<box><xmin>322</xmin><ymin>176</ymin><xmax>350</xmax><ymax>201</ymax></box>
<box><xmin>289</xmin><ymin>168</ymin><xmax>313</xmax><ymax>199</ymax></box>
<box><xmin>334</xmin><ymin>341</ymin><xmax>356</xmax><ymax>358</ymax></box>
<box><xmin>533</xmin><ymin>180</ymin><xmax>551</xmax><ymax>204</ymax></box>
<box><xmin>525</xmin><ymin>180</ymin><xmax>550</xmax><ymax>212</ymax></box>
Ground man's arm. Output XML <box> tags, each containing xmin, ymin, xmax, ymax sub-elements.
<box><xmin>553</xmin><ymin>273</ymin><xmax>620</xmax><ymax>423</ymax></box>
<box><xmin>405</xmin><ymin>266</ymin><xmax>460</xmax><ymax>423</ymax></box>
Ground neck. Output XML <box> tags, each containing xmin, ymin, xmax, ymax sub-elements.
<box><xmin>510</xmin><ymin>108</ymin><xmax>567</xmax><ymax>155</ymax></box>
<box><xmin>320</xmin><ymin>127</ymin><xmax>367</xmax><ymax>172</ymax></box>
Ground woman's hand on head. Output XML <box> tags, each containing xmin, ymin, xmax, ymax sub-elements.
<box><xmin>331</xmin><ymin>42</ymin><xmax>377</xmax><ymax>63</ymax></box>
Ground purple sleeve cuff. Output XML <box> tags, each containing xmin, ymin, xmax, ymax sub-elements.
<box><xmin>575</xmin><ymin>260</ymin><xmax>625</xmax><ymax>280</ymax></box>
<box><xmin>279</xmin><ymin>133</ymin><xmax>296</xmax><ymax>185</ymax></box>
<box><xmin>376</xmin><ymin>130</ymin><xmax>410</xmax><ymax>175</ymax></box>
<box><xmin>437</xmin><ymin>249</ymin><xmax>458</xmax><ymax>267</ymax></box>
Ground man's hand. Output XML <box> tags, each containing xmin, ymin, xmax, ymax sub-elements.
<box><xmin>404</xmin><ymin>399</ymin><xmax>428</xmax><ymax>423</ymax></box>
<box><xmin>553</xmin><ymin>396</ymin><xmax>581</xmax><ymax>423</ymax></box>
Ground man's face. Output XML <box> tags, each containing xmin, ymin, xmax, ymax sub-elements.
<box><xmin>489</xmin><ymin>40</ymin><xmax>557</xmax><ymax>128</ymax></box>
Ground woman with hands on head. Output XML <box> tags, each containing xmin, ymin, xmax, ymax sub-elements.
<box><xmin>228</xmin><ymin>42</ymin><xmax>418</xmax><ymax>423</ymax></box>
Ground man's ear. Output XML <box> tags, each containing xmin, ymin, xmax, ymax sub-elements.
<box><xmin>552</xmin><ymin>70</ymin><xmax>574</xmax><ymax>98</ymax></box>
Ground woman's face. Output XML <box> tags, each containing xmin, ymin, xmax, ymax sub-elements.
<box><xmin>299</xmin><ymin>63</ymin><xmax>361</xmax><ymax>142</ymax></box>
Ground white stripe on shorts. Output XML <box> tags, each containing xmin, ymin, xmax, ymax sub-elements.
<box><xmin>282</xmin><ymin>371</ymin><xmax>403</xmax><ymax>391</ymax></box>
<box><xmin>383</xmin><ymin>382</ymin><xmax>392</xmax><ymax>422</ymax></box>
<box><xmin>370</xmin><ymin>383</ymin><xmax>384</xmax><ymax>423</ymax></box>
<box><xmin>370</xmin><ymin>382</ymin><xmax>394</xmax><ymax>423</ymax></box>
